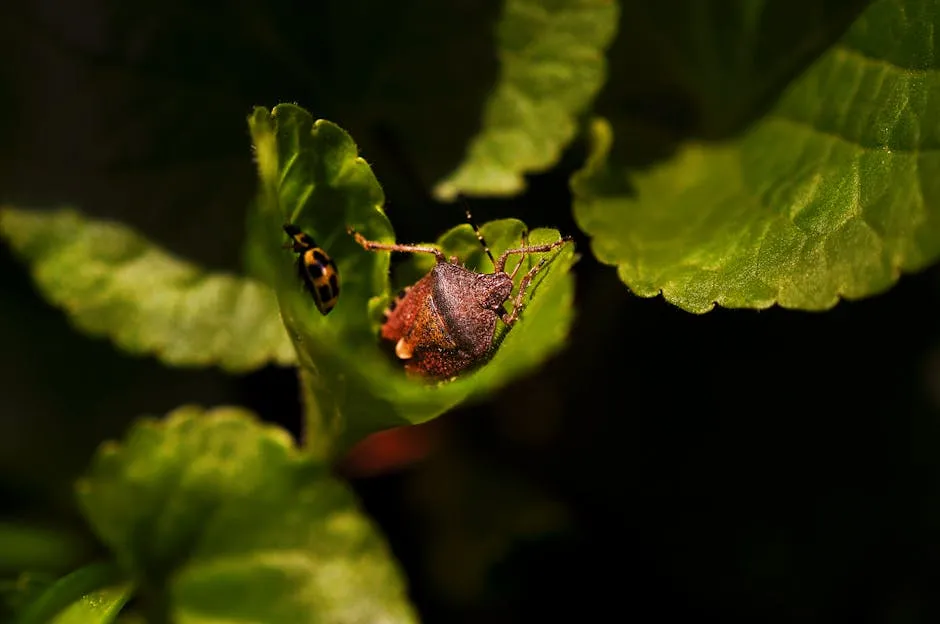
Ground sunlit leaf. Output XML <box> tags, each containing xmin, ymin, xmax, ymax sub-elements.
<box><xmin>15</xmin><ymin>563</ymin><xmax>131</xmax><ymax>624</ymax></box>
<box><xmin>0</xmin><ymin>207</ymin><xmax>294</xmax><ymax>371</ymax></box>
<box><xmin>434</xmin><ymin>0</ymin><xmax>619</xmax><ymax>200</ymax></box>
<box><xmin>77</xmin><ymin>406</ymin><xmax>418</xmax><ymax>624</ymax></box>
<box><xmin>573</xmin><ymin>0</ymin><xmax>940</xmax><ymax>313</ymax></box>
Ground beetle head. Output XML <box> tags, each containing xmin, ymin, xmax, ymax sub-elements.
<box><xmin>478</xmin><ymin>272</ymin><xmax>513</xmax><ymax>311</ymax></box>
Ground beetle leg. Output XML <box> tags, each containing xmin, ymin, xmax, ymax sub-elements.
<box><xmin>347</xmin><ymin>227</ymin><xmax>447</xmax><ymax>263</ymax></box>
<box><xmin>494</xmin><ymin>236</ymin><xmax>572</xmax><ymax>272</ymax></box>
<box><xmin>507</xmin><ymin>229</ymin><xmax>529</xmax><ymax>281</ymax></box>
<box><xmin>464</xmin><ymin>209</ymin><xmax>497</xmax><ymax>268</ymax></box>
<box><xmin>502</xmin><ymin>257</ymin><xmax>546</xmax><ymax>325</ymax></box>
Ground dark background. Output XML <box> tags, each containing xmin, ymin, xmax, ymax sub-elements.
<box><xmin>3</xmin><ymin>1</ymin><xmax>940</xmax><ymax>622</ymax></box>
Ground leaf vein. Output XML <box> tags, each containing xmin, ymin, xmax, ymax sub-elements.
<box><xmin>836</xmin><ymin>42</ymin><xmax>940</xmax><ymax>75</ymax></box>
<box><xmin>770</xmin><ymin>113</ymin><xmax>940</xmax><ymax>156</ymax></box>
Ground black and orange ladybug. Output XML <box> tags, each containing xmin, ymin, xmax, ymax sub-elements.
<box><xmin>283</xmin><ymin>223</ymin><xmax>340</xmax><ymax>315</ymax></box>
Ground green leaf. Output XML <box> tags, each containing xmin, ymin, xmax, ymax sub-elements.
<box><xmin>0</xmin><ymin>207</ymin><xmax>295</xmax><ymax>371</ymax></box>
<box><xmin>0</xmin><ymin>572</ymin><xmax>55</xmax><ymax>620</ymax></box>
<box><xmin>76</xmin><ymin>406</ymin><xmax>418</xmax><ymax>624</ymax></box>
<box><xmin>249</xmin><ymin>104</ymin><xmax>577</xmax><ymax>454</ymax></box>
<box><xmin>15</xmin><ymin>563</ymin><xmax>131</xmax><ymax>624</ymax></box>
<box><xmin>572</xmin><ymin>0</ymin><xmax>940</xmax><ymax>313</ymax></box>
<box><xmin>0</xmin><ymin>522</ymin><xmax>88</xmax><ymax>574</ymax></box>
<box><xmin>434</xmin><ymin>0</ymin><xmax>619</xmax><ymax>200</ymax></box>
<box><xmin>600</xmin><ymin>0</ymin><xmax>873</xmax><ymax>142</ymax></box>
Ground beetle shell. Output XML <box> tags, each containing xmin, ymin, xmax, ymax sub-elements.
<box><xmin>381</xmin><ymin>263</ymin><xmax>513</xmax><ymax>378</ymax></box>
<box><xmin>283</xmin><ymin>224</ymin><xmax>340</xmax><ymax>315</ymax></box>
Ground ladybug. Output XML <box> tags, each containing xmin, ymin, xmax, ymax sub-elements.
<box><xmin>347</xmin><ymin>213</ymin><xmax>572</xmax><ymax>379</ymax></box>
<box><xmin>283</xmin><ymin>223</ymin><xmax>340</xmax><ymax>315</ymax></box>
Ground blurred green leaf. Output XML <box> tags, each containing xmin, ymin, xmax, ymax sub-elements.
<box><xmin>573</xmin><ymin>0</ymin><xmax>940</xmax><ymax>313</ymax></box>
<box><xmin>0</xmin><ymin>522</ymin><xmax>88</xmax><ymax>574</ymax></box>
<box><xmin>0</xmin><ymin>207</ymin><xmax>294</xmax><ymax>371</ymax></box>
<box><xmin>0</xmin><ymin>572</ymin><xmax>55</xmax><ymax>621</ymax></box>
<box><xmin>434</xmin><ymin>0</ymin><xmax>619</xmax><ymax>200</ymax></box>
<box><xmin>249</xmin><ymin>104</ymin><xmax>577</xmax><ymax>454</ymax></box>
<box><xmin>77</xmin><ymin>406</ymin><xmax>418</xmax><ymax>624</ymax></box>
<box><xmin>16</xmin><ymin>563</ymin><xmax>130</xmax><ymax>624</ymax></box>
<box><xmin>599</xmin><ymin>0</ymin><xmax>873</xmax><ymax>145</ymax></box>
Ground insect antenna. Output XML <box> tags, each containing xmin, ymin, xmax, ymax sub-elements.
<box><xmin>462</xmin><ymin>205</ymin><xmax>497</xmax><ymax>268</ymax></box>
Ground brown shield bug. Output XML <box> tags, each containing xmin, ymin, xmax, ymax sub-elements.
<box><xmin>347</xmin><ymin>212</ymin><xmax>572</xmax><ymax>380</ymax></box>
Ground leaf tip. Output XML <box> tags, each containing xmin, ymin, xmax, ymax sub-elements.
<box><xmin>432</xmin><ymin>170</ymin><xmax>527</xmax><ymax>202</ymax></box>
<box><xmin>247</xmin><ymin>106</ymin><xmax>271</xmax><ymax>125</ymax></box>
<box><xmin>570</xmin><ymin>116</ymin><xmax>613</xmax><ymax>194</ymax></box>
<box><xmin>432</xmin><ymin>181</ymin><xmax>460</xmax><ymax>203</ymax></box>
